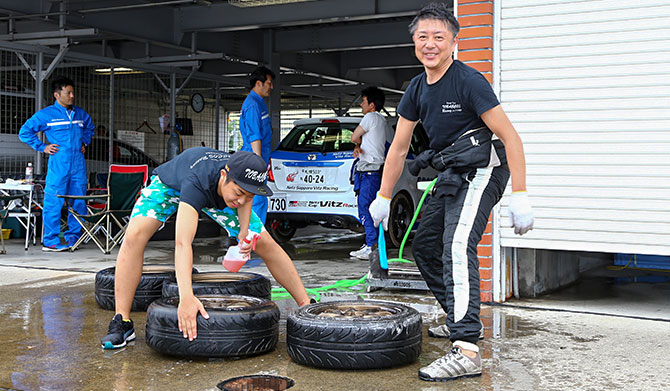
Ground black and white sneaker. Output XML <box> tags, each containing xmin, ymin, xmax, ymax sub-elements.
<box><xmin>101</xmin><ymin>314</ymin><xmax>135</xmax><ymax>349</ymax></box>
<box><xmin>419</xmin><ymin>341</ymin><xmax>482</xmax><ymax>382</ymax></box>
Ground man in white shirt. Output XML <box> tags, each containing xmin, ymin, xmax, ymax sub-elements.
<box><xmin>349</xmin><ymin>86</ymin><xmax>393</xmax><ymax>259</ymax></box>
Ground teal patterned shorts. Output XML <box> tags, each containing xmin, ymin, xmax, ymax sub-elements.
<box><xmin>131</xmin><ymin>175</ymin><xmax>265</xmax><ymax>237</ymax></box>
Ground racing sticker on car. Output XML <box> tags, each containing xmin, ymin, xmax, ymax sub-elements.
<box><xmin>287</xmin><ymin>200</ymin><xmax>356</xmax><ymax>209</ymax></box>
<box><xmin>269</xmin><ymin>194</ymin><xmax>287</xmax><ymax>211</ymax></box>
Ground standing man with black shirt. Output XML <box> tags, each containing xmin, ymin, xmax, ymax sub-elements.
<box><xmin>369</xmin><ymin>3</ymin><xmax>534</xmax><ymax>382</ymax></box>
<box><xmin>100</xmin><ymin>148</ymin><xmax>310</xmax><ymax>350</ymax></box>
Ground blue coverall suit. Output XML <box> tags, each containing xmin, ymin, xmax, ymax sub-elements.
<box><xmin>239</xmin><ymin>90</ymin><xmax>272</xmax><ymax>223</ymax></box>
<box><xmin>19</xmin><ymin>102</ymin><xmax>94</xmax><ymax>247</ymax></box>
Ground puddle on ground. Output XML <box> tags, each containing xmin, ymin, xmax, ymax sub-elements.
<box><xmin>0</xmin><ymin>278</ymin><xmax>559</xmax><ymax>391</ymax></box>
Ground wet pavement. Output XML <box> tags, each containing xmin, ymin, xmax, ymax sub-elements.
<box><xmin>0</xmin><ymin>227</ymin><xmax>669</xmax><ymax>390</ymax></box>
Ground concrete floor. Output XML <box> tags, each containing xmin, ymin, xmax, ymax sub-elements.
<box><xmin>0</xmin><ymin>227</ymin><xmax>668</xmax><ymax>390</ymax></box>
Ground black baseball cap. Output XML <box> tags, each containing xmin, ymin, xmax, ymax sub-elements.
<box><xmin>225</xmin><ymin>151</ymin><xmax>273</xmax><ymax>196</ymax></box>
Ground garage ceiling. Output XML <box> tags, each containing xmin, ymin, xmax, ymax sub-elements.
<box><xmin>0</xmin><ymin>0</ymin><xmax>449</xmax><ymax>108</ymax></box>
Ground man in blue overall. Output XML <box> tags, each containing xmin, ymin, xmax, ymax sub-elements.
<box><xmin>239</xmin><ymin>66</ymin><xmax>275</xmax><ymax>223</ymax></box>
<box><xmin>19</xmin><ymin>76</ymin><xmax>94</xmax><ymax>252</ymax></box>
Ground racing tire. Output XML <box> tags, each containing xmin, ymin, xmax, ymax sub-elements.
<box><xmin>145</xmin><ymin>295</ymin><xmax>280</xmax><ymax>358</ymax></box>
<box><xmin>94</xmin><ymin>265</ymin><xmax>198</xmax><ymax>312</ymax></box>
<box><xmin>287</xmin><ymin>300</ymin><xmax>422</xmax><ymax>369</ymax></box>
<box><xmin>161</xmin><ymin>272</ymin><xmax>271</xmax><ymax>300</ymax></box>
<box><xmin>387</xmin><ymin>192</ymin><xmax>414</xmax><ymax>248</ymax></box>
<box><xmin>266</xmin><ymin>219</ymin><xmax>297</xmax><ymax>242</ymax></box>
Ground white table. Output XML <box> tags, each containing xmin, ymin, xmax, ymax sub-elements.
<box><xmin>0</xmin><ymin>182</ymin><xmax>42</xmax><ymax>250</ymax></box>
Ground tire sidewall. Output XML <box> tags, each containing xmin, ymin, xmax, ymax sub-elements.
<box><xmin>161</xmin><ymin>272</ymin><xmax>271</xmax><ymax>300</ymax></box>
<box><xmin>287</xmin><ymin>300</ymin><xmax>422</xmax><ymax>369</ymax></box>
<box><xmin>94</xmin><ymin>265</ymin><xmax>197</xmax><ymax>311</ymax></box>
<box><xmin>145</xmin><ymin>295</ymin><xmax>280</xmax><ymax>358</ymax></box>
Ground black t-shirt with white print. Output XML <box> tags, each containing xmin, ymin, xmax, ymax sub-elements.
<box><xmin>153</xmin><ymin>147</ymin><xmax>230</xmax><ymax>211</ymax></box>
<box><xmin>397</xmin><ymin>60</ymin><xmax>500</xmax><ymax>151</ymax></box>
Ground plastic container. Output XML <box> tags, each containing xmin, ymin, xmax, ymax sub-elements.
<box><xmin>1</xmin><ymin>229</ymin><xmax>11</xmax><ymax>240</ymax></box>
<box><xmin>25</xmin><ymin>162</ymin><xmax>33</xmax><ymax>183</ymax></box>
<box><xmin>222</xmin><ymin>231</ymin><xmax>260</xmax><ymax>272</ymax></box>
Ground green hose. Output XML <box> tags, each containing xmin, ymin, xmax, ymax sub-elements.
<box><xmin>271</xmin><ymin>178</ymin><xmax>437</xmax><ymax>301</ymax></box>
<box><xmin>388</xmin><ymin>178</ymin><xmax>437</xmax><ymax>265</ymax></box>
<box><xmin>271</xmin><ymin>274</ymin><xmax>368</xmax><ymax>301</ymax></box>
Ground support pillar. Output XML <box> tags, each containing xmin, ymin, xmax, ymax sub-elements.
<box><xmin>35</xmin><ymin>52</ymin><xmax>43</xmax><ymax>175</ymax></box>
<box><xmin>215</xmin><ymin>83</ymin><xmax>221</xmax><ymax>150</ymax></box>
<box><xmin>265</xmin><ymin>30</ymin><xmax>281</xmax><ymax>150</ymax></box>
<box><xmin>108</xmin><ymin>68</ymin><xmax>114</xmax><ymax>166</ymax></box>
<box><xmin>457</xmin><ymin>0</ymin><xmax>498</xmax><ymax>302</ymax></box>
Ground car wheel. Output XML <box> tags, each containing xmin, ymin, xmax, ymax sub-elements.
<box><xmin>161</xmin><ymin>272</ymin><xmax>271</xmax><ymax>300</ymax></box>
<box><xmin>145</xmin><ymin>295</ymin><xmax>280</xmax><ymax>358</ymax></box>
<box><xmin>94</xmin><ymin>265</ymin><xmax>198</xmax><ymax>312</ymax></box>
<box><xmin>266</xmin><ymin>219</ymin><xmax>297</xmax><ymax>242</ymax></box>
<box><xmin>387</xmin><ymin>192</ymin><xmax>414</xmax><ymax>248</ymax></box>
<box><xmin>287</xmin><ymin>300</ymin><xmax>422</xmax><ymax>369</ymax></box>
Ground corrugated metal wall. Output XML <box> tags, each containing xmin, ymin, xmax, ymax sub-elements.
<box><xmin>497</xmin><ymin>0</ymin><xmax>670</xmax><ymax>255</ymax></box>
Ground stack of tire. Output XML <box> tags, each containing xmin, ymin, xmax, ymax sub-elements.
<box><xmin>96</xmin><ymin>267</ymin><xmax>422</xmax><ymax>367</ymax></box>
<box><xmin>146</xmin><ymin>271</ymin><xmax>279</xmax><ymax>358</ymax></box>
<box><xmin>94</xmin><ymin>264</ymin><xmax>197</xmax><ymax>311</ymax></box>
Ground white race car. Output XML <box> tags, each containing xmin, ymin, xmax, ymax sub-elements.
<box><xmin>266</xmin><ymin>117</ymin><xmax>437</xmax><ymax>247</ymax></box>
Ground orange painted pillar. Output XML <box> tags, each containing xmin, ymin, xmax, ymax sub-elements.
<box><xmin>456</xmin><ymin>0</ymin><xmax>495</xmax><ymax>303</ymax></box>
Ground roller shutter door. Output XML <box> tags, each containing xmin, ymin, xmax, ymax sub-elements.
<box><xmin>497</xmin><ymin>0</ymin><xmax>670</xmax><ymax>255</ymax></box>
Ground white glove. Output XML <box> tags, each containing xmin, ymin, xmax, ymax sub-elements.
<box><xmin>369</xmin><ymin>193</ymin><xmax>391</xmax><ymax>231</ymax></box>
<box><xmin>508</xmin><ymin>191</ymin><xmax>534</xmax><ymax>235</ymax></box>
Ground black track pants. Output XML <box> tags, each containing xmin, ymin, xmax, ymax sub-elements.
<box><xmin>412</xmin><ymin>166</ymin><xmax>509</xmax><ymax>344</ymax></box>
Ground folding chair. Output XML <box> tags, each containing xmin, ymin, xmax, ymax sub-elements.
<box><xmin>0</xmin><ymin>193</ymin><xmax>28</xmax><ymax>254</ymax></box>
<box><xmin>59</xmin><ymin>164</ymin><xmax>148</xmax><ymax>254</ymax></box>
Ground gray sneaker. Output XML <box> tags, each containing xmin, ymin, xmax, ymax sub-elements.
<box><xmin>428</xmin><ymin>323</ymin><xmax>485</xmax><ymax>340</ymax></box>
<box><xmin>418</xmin><ymin>342</ymin><xmax>482</xmax><ymax>382</ymax></box>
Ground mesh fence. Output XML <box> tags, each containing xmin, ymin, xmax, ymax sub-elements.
<box><xmin>0</xmin><ymin>51</ymin><xmax>223</xmax><ymax>186</ymax></box>
<box><xmin>0</xmin><ymin>50</ymin><xmax>40</xmax><ymax>179</ymax></box>
<box><xmin>1</xmin><ymin>47</ymin><xmax>397</xmax><ymax>186</ymax></box>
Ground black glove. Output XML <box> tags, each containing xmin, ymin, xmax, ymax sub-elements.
<box><xmin>408</xmin><ymin>150</ymin><xmax>436</xmax><ymax>176</ymax></box>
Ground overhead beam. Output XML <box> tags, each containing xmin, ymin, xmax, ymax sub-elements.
<box><xmin>135</xmin><ymin>53</ymin><xmax>226</xmax><ymax>63</ymax></box>
<box><xmin>0</xmin><ymin>39</ymin><xmax>244</xmax><ymax>86</ymax></box>
<box><xmin>8</xmin><ymin>37</ymin><xmax>69</xmax><ymax>46</ymax></box>
<box><xmin>0</xmin><ymin>28</ymin><xmax>97</xmax><ymax>40</ymax></box>
<box><xmin>179</xmin><ymin>0</ymin><xmax>421</xmax><ymax>32</ymax></box>
<box><xmin>74</xmin><ymin>0</ymin><xmax>196</xmax><ymax>14</ymax></box>
<box><xmin>273</xmin><ymin>21</ymin><xmax>413</xmax><ymax>53</ymax></box>
<box><xmin>341</xmin><ymin>47</ymin><xmax>419</xmax><ymax>70</ymax></box>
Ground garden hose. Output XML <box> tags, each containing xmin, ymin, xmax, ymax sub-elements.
<box><xmin>271</xmin><ymin>178</ymin><xmax>438</xmax><ymax>302</ymax></box>
<box><xmin>387</xmin><ymin>178</ymin><xmax>437</xmax><ymax>265</ymax></box>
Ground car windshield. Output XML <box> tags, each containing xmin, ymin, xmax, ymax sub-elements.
<box><xmin>277</xmin><ymin>123</ymin><xmax>358</xmax><ymax>153</ymax></box>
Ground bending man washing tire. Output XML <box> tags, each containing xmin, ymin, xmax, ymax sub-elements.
<box><xmin>368</xmin><ymin>3</ymin><xmax>534</xmax><ymax>382</ymax></box>
<box><xmin>101</xmin><ymin>148</ymin><xmax>310</xmax><ymax>349</ymax></box>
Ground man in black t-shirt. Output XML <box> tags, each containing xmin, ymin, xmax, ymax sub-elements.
<box><xmin>100</xmin><ymin>148</ymin><xmax>310</xmax><ymax>350</ymax></box>
<box><xmin>369</xmin><ymin>3</ymin><xmax>534</xmax><ymax>382</ymax></box>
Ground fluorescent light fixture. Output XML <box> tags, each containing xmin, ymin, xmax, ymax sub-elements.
<box><xmin>228</xmin><ymin>0</ymin><xmax>316</xmax><ymax>7</ymax></box>
<box><xmin>94</xmin><ymin>67</ymin><xmax>143</xmax><ymax>75</ymax></box>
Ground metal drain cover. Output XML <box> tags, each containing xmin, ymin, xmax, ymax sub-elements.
<box><xmin>217</xmin><ymin>375</ymin><xmax>295</xmax><ymax>391</ymax></box>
